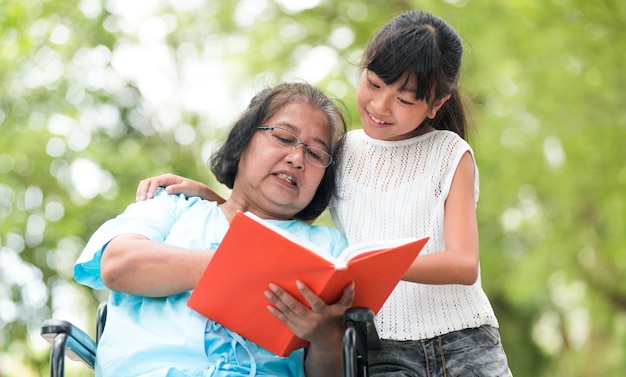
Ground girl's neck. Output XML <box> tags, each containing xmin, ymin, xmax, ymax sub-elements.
<box><xmin>406</xmin><ymin>125</ymin><xmax>435</xmax><ymax>139</ymax></box>
<box><xmin>368</xmin><ymin>125</ymin><xmax>435</xmax><ymax>142</ymax></box>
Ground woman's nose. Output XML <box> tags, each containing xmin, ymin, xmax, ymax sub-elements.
<box><xmin>286</xmin><ymin>145</ymin><xmax>306</xmax><ymax>168</ymax></box>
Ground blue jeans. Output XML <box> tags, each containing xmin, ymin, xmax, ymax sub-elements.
<box><xmin>368</xmin><ymin>325</ymin><xmax>512</xmax><ymax>377</ymax></box>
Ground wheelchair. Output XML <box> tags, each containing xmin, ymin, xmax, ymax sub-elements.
<box><xmin>41</xmin><ymin>303</ymin><xmax>380</xmax><ymax>377</ymax></box>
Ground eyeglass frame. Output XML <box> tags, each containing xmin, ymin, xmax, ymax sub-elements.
<box><xmin>256</xmin><ymin>126</ymin><xmax>335</xmax><ymax>168</ymax></box>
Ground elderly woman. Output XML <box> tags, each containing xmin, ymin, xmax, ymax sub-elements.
<box><xmin>74</xmin><ymin>82</ymin><xmax>353</xmax><ymax>377</ymax></box>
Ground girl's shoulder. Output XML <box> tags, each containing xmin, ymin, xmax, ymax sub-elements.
<box><xmin>346</xmin><ymin>129</ymin><xmax>469</xmax><ymax>150</ymax></box>
<box><xmin>430</xmin><ymin>130</ymin><xmax>472</xmax><ymax>151</ymax></box>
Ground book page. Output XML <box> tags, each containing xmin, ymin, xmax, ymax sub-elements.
<box><xmin>243</xmin><ymin>212</ymin><xmax>337</xmax><ymax>263</ymax></box>
<box><xmin>243</xmin><ymin>212</ymin><xmax>418</xmax><ymax>269</ymax></box>
<box><xmin>337</xmin><ymin>238</ymin><xmax>419</xmax><ymax>266</ymax></box>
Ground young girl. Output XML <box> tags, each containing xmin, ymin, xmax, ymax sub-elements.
<box><xmin>137</xmin><ymin>11</ymin><xmax>512</xmax><ymax>376</ymax></box>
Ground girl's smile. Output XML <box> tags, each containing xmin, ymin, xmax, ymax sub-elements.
<box><xmin>356</xmin><ymin>70</ymin><xmax>449</xmax><ymax>141</ymax></box>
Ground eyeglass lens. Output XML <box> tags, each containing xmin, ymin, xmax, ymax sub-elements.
<box><xmin>265</xmin><ymin>127</ymin><xmax>333</xmax><ymax>167</ymax></box>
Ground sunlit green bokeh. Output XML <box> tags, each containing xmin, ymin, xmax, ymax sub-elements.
<box><xmin>1</xmin><ymin>0</ymin><xmax>624</xmax><ymax>376</ymax></box>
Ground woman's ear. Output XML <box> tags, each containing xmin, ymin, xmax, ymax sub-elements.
<box><xmin>428</xmin><ymin>94</ymin><xmax>452</xmax><ymax>119</ymax></box>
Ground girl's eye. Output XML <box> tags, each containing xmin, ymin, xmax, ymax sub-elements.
<box><xmin>368</xmin><ymin>80</ymin><xmax>381</xmax><ymax>89</ymax></box>
<box><xmin>398</xmin><ymin>97</ymin><xmax>415</xmax><ymax>105</ymax></box>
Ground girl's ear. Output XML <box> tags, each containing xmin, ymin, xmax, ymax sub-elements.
<box><xmin>428</xmin><ymin>94</ymin><xmax>452</xmax><ymax>119</ymax></box>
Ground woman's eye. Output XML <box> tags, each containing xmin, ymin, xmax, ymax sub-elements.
<box><xmin>273</xmin><ymin>135</ymin><xmax>294</xmax><ymax>145</ymax></box>
<box><xmin>307</xmin><ymin>149</ymin><xmax>323</xmax><ymax>162</ymax></box>
<box><xmin>398</xmin><ymin>97</ymin><xmax>415</xmax><ymax>105</ymax></box>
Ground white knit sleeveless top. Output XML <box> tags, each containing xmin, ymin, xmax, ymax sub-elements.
<box><xmin>330</xmin><ymin>129</ymin><xmax>499</xmax><ymax>340</ymax></box>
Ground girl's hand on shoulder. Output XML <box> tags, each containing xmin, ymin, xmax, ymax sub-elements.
<box><xmin>136</xmin><ymin>173</ymin><xmax>225</xmax><ymax>203</ymax></box>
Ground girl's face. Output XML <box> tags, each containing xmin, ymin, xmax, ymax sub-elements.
<box><xmin>231</xmin><ymin>101</ymin><xmax>332</xmax><ymax>219</ymax></box>
<box><xmin>356</xmin><ymin>70</ymin><xmax>449</xmax><ymax>141</ymax></box>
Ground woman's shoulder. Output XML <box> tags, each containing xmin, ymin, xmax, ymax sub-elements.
<box><xmin>151</xmin><ymin>187</ymin><xmax>219</xmax><ymax>209</ymax></box>
<box><xmin>277</xmin><ymin>219</ymin><xmax>343</xmax><ymax>240</ymax></box>
<box><xmin>142</xmin><ymin>188</ymin><xmax>224</xmax><ymax>230</ymax></box>
<box><xmin>274</xmin><ymin>220</ymin><xmax>348</xmax><ymax>255</ymax></box>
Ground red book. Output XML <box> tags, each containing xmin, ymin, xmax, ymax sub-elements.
<box><xmin>187</xmin><ymin>211</ymin><xmax>428</xmax><ymax>356</ymax></box>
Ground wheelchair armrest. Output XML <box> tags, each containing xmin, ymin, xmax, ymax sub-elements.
<box><xmin>343</xmin><ymin>307</ymin><xmax>381</xmax><ymax>350</ymax></box>
<box><xmin>41</xmin><ymin>319</ymin><xmax>97</xmax><ymax>370</ymax></box>
<box><xmin>342</xmin><ymin>307</ymin><xmax>381</xmax><ymax>377</ymax></box>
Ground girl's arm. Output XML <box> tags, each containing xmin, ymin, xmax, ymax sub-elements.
<box><xmin>136</xmin><ymin>173</ymin><xmax>225</xmax><ymax>203</ymax></box>
<box><xmin>101</xmin><ymin>234</ymin><xmax>214</xmax><ymax>296</ymax></box>
<box><xmin>403</xmin><ymin>151</ymin><xmax>480</xmax><ymax>285</ymax></box>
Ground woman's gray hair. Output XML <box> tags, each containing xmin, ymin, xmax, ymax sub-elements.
<box><xmin>210</xmin><ymin>82</ymin><xmax>347</xmax><ymax>221</ymax></box>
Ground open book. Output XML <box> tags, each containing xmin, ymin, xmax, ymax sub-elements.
<box><xmin>187</xmin><ymin>211</ymin><xmax>429</xmax><ymax>356</ymax></box>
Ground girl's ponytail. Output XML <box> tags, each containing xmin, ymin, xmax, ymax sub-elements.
<box><xmin>430</xmin><ymin>86</ymin><xmax>467</xmax><ymax>140</ymax></box>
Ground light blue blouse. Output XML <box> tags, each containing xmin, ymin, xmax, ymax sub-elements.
<box><xmin>74</xmin><ymin>188</ymin><xmax>347</xmax><ymax>377</ymax></box>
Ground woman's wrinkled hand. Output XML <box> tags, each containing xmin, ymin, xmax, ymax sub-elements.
<box><xmin>264</xmin><ymin>280</ymin><xmax>355</xmax><ymax>348</ymax></box>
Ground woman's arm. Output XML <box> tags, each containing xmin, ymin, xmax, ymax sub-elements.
<box><xmin>136</xmin><ymin>173</ymin><xmax>225</xmax><ymax>203</ymax></box>
<box><xmin>101</xmin><ymin>234</ymin><xmax>214</xmax><ymax>296</ymax></box>
<box><xmin>403</xmin><ymin>151</ymin><xmax>480</xmax><ymax>285</ymax></box>
<box><xmin>265</xmin><ymin>281</ymin><xmax>354</xmax><ymax>377</ymax></box>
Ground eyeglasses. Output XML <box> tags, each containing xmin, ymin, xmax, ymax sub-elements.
<box><xmin>257</xmin><ymin>126</ymin><xmax>334</xmax><ymax>168</ymax></box>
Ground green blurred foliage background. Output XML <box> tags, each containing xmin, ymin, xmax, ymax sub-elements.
<box><xmin>1</xmin><ymin>0</ymin><xmax>624</xmax><ymax>376</ymax></box>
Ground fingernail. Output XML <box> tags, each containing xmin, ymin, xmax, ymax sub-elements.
<box><xmin>269</xmin><ymin>283</ymin><xmax>278</xmax><ymax>293</ymax></box>
<box><xmin>267</xmin><ymin>305</ymin><xmax>277</xmax><ymax>315</ymax></box>
<box><xmin>296</xmin><ymin>280</ymin><xmax>305</xmax><ymax>290</ymax></box>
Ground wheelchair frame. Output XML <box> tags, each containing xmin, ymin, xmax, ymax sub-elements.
<box><xmin>41</xmin><ymin>303</ymin><xmax>379</xmax><ymax>377</ymax></box>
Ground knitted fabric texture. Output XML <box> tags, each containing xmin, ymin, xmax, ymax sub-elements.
<box><xmin>330</xmin><ymin>129</ymin><xmax>498</xmax><ymax>340</ymax></box>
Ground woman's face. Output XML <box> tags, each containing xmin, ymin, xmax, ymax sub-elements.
<box><xmin>231</xmin><ymin>101</ymin><xmax>332</xmax><ymax>219</ymax></box>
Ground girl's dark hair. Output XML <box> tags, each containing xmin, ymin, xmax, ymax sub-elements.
<box><xmin>210</xmin><ymin>82</ymin><xmax>347</xmax><ymax>221</ymax></box>
<box><xmin>361</xmin><ymin>11</ymin><xmax>468</xmax><ymax>139</ymax></box>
